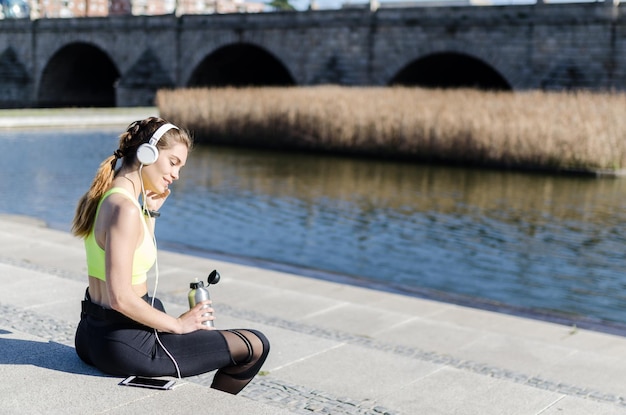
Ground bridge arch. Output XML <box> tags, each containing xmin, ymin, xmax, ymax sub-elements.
<box><xmin>38</xmin><ymin>42</ymin><xmax>119</xmax><ymax>108</ymax></box>
<box><xmin>186</xmin><ymin>43</ymin><xmax>295</xmax><ymax>87</ymax></box>
<box><xmin>389</xmin><ymin>52</ymin><xmax>512</xmax><ymax>91</ymax></box>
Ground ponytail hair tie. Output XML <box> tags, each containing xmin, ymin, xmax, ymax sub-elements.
<box><xmin>113</xmin><ymin>149</ymin><xmax>124</xmax><ymax>159</ymax></box>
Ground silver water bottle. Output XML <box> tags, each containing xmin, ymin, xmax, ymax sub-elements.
<box><xmin>188</xmin><ymin>278</ymin><xmax>213</xmax><ymax>327</ymax></box>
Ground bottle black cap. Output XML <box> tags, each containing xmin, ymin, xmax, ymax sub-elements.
<box><xmin>190</xmin><ymin>280</ymin><xmax>205</xmax><ymax>289</ymax></box>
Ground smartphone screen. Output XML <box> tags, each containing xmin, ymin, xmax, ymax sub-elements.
<box><xmin>120</xmin><ymin>376</ymin><xmax>175</xmax><ymax>390</ymax></box>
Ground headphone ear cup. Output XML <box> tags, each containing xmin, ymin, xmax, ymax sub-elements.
<box><xmin>136</xmin><ymin>143</ymin><xmax>159</xmax><ymax>165</ymax></box>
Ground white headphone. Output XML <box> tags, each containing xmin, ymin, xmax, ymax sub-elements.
<box><xmin>136</xmin><ymin>123</ymin><xmax>179</xmax><ymax>165</ymax></box>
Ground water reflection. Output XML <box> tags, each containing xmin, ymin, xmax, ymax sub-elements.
<box><xmin>170</xmin><ymin>146</ymin><xmax>626</xmax><ymax>328</ymax></box>
<box><xmin>1</xmin><ymin>129</ymin><xmax>625</xmax><ymax>330</ymax></box>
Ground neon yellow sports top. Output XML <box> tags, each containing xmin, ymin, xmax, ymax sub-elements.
<box><xmin>85</xmin><ymin>187</ymin><xmax>156</xmax><ymax>285</ymax></box>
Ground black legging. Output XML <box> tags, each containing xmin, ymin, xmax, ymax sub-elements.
<box><xmin>75</xmin><ymin>290</ymin><xmax>269</xmax><ymax>394</ymax></box>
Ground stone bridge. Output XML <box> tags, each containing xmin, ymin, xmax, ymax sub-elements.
<box><xmin>1</xmin><ymin>2</ymin><xmax>625</xmax><ymax>107</ymax></box>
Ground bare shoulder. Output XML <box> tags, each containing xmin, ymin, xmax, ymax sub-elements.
<box><xmin>93</xmin><ymin>191</ymin><xmax>141</xmax><ymax>247</ymax></box>
<box><xmin>100</xmin><ymin>192</ymin><xmax>140</xmax><ymax>228</ymax></box>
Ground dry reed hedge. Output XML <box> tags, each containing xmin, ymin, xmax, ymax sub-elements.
<box><xmin>157</xmin><ymin>86</ymin><xmax>626</xmax><ymax>173</ymax></box>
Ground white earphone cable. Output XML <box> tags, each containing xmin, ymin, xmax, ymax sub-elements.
<box><xmin>139</xmin><ymin>164</ymin><xmax>182</xmax><ymax>379</ymax></box>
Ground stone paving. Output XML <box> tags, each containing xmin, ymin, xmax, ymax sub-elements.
<box><xmin>1</xmin><ymin>215</ymin><xmax>626</xmax><ymax>414</ymax></box>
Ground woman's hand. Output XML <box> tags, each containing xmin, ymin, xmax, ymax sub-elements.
<box><xmin>176</xmin><ymin>300</ymin><xmax>215</xmax><ymax>334</ymax></box>
<box><xmin>145</xmin><ymin>189</ymin><xmax>170</xmax><ymax>212</ymax></box>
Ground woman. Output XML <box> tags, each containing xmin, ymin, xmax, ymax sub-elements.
<box><xmin>73</xmin><ymin>117</ymin><xmax>269</xmax><ymax>394</ymax></box>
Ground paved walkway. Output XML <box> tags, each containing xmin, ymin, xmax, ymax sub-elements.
<box><xmin>0</xmin><ymin>107</ymin><xmax>158</xmax><ymax>130</ymax></box>
<box><xmin>1</xmin><ymin>214</ymin><xmax>625</xmax><ymax>414</ymax></box>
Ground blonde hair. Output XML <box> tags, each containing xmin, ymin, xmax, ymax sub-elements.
<box><xmin>71</xmin><ymin>117</ymin><xmax>193</xmax><ymax>238</ymax></box>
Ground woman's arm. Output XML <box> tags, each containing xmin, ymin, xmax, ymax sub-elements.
<box><xmin>104</xmin><ymin>199</ymin><xmax>212</xmax><ymax>334</ymax></box>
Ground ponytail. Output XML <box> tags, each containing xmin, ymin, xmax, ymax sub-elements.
<box><xmin>71</xmin><ymin>154</ymin><xmax>119</xmax><ymax>238</ymax></box>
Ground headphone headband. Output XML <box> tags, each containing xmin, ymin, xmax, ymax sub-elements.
<box><xmin>148</xmin><ymin>123</ymin><xmax>179</xmax><ymax>146</ymax></box>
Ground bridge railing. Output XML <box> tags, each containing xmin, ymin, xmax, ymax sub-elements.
<box><xmin>0</xmin><ymin>0</ymin><xmax>615</xmax><ymax>20</ymax></box>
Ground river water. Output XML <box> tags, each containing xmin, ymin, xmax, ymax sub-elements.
<box><xmin>2</xmin><ymin>128</ymin><xmax>626</xmax><ymax>333</ymax></box>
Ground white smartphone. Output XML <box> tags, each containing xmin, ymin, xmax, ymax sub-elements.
<box><xmin>119</xmin><ymin>375</ymin><xmax>175</xmax><ymax>390</ymax></box>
